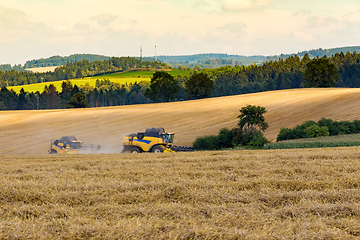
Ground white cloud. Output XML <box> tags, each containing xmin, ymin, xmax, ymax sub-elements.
<box><xmin>91</xmin><ymin>14</ymin><xmax>118</xmax><ymax>26</ymax></box>
<box><xmin>221</xmin><ymin>0</ymin><xmax>280</xmax><ymax>12</ymax></box>
<box><xmin>0</xmin><ymin>0</ymin><xmax>359</xmax><ymax>64</ymax></box>
<box><xmin>306</xmin><ymin>15</ymin><xmax>338</xmax><ymax>28</ymax></box>
<box><xmin>342</xmin><ymin>10</ymin><xmax>360</xmax><ymax>24</ymax></box>
<box><xmin>209</xmin><ymin>22</ymin><xmax>247</xmax><ymax>39</ymax></box>
<box><xmin>293</xmin><ymin>31</ymin><xmax>314</xmax><ymax>43</ymax></box>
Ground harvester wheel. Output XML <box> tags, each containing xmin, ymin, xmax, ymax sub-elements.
<box><xmin>152</xmin><ymin>146</ymin><xmax>164</xmax><ymax>153</ymax></box>
<box><xmin>49</xmin><ymin>149</ymin><xmax>58</xmax><ymax>154</ymax></box>
<box><xmin>131</xmin><ymin>148</ymin><xmax>140</xmax><ymax>153</ymax></box>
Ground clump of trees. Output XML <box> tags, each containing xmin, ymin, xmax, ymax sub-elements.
<box><xmin>145</xmin><ymin>71</ymin><xmax>179</xmax><ymax>102</ymax></box>
<box><xmin>184</xmin><ymin>72</ymin><xmax>214</xmax><ymax>99</ymax></box>
<box><xmin>304</xmin><ymin>57</ymin><xmax>339</xmax><ymax>87</ymax></box>
<box><xmin>193</xmin><ymin>105</ymin><xmax>269</xmax><ymax>150</ymax></box>
<box><xmin>277</xmin><ymin>118</ymin><xmax>360</xmax><ymax>141</ymax></box>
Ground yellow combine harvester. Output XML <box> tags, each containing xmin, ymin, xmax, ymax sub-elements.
<box><xmin>122</xmin><ymin>127</ymin><xmax>194</xmax><ymax>153</ymax></box>
<box><xmin>49</xmin><ymin>136</ymin><xmax>101</xmax><ymax>154</ymax></box>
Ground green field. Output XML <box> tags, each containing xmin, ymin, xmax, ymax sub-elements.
<box><xmin>264</xmin><ymin>133</ymin><xmax>360</xmax><ymax>149</ymax></box>
<box><xmin>9</xmin><ymin>69</ymin><xmax>191</xmax><ymax>93</ymax></box>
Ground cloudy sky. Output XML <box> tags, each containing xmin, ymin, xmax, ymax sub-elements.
<box><xmin>0</xmin><ymin>0</ymin><xmax>359</xmax><ymax>65</ymax></box>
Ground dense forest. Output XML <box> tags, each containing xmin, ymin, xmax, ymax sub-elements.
<box><xmin>0</xmin><ymin>54</ymin><xmax>158</xmax><ymax>72</ymax></box>
<box><xmin>1</xmin><ymin>50</ymin><xmax>360</xmax><ymax>110</ymax></box>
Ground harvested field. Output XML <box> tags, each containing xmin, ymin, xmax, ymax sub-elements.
<box><xmin>1</xmin><ymin>148</ymin><xmax>360</xmax><ymax>238</ymax></box>
<box><xmin>25</xmin><ymin>66</ymin><xmax>59</xmax><ymax>73</ymax></box>
<box><xmin>2</xmin><ymin>88</ymin><xmax>360</xmax><ymax>155</ymax></box>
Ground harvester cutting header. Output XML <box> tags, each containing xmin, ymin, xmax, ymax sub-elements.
<box><xmin>122</xmin><ymin>127</ymin><xmax>194</xmax><ymax>153</ymax></box>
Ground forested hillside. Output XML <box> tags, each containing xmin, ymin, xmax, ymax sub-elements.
<box><xmin>1</xmin><ymin>50</ymin><xmax>360</xmax><ymax>110</ymax></box>
<box><xmin>0</xmin><ymin>57</ymin><xmax>168</xmax><ymax>87</ymax></box>
<box><xmin>161</xmin><ymin>46</ymin><xmax>360</xmax><ymax>68</ymax></box>
<box><xmin>266</xmin><ymin>46</ymin><xmax>360</xmax><ymax>62</ymax></box>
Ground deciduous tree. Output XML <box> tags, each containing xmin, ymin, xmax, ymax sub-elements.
<box><xmin>185</xmin><ymin>72</ymin><xmax>214</xmax><ymax>99</ymax></box>
<box><xmin>66</xmin><ymin>92</ymin><xmax>88</xmax><ymax>108</ymax></box>
<box><xmin>145</xmin><ymin>71</ymin><xmax>179</xmax><ymax>102</ymax></box>
<box><xmin>304</xmin><ymin>57</ymin><xmax>339</xmax><ymax>87</ymax></box>
<box><xmin>238</xmin><ymin>105</ymin><xmax>268</xmax><ymax>134</ymax></box>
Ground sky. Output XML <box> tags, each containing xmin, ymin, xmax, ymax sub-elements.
<box><xmin>0</xmin><ymin>0</ymin><xmax>359</xmax><ymax>65</ymax></box>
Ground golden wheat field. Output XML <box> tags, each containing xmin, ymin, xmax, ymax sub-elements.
<box><xmin>1</xmin><ymin>148</ymin><xmax>360</xmax><ymax>239</ymax></box>
<box><xmin>2</xmin><ymin>89</ymin><xmax>360</xmax><ymax>238</ymax></box>
<box><xmin>2</xmin><ymin>88</ymin><xmax>360</xmax><ymax>155</ymax></box>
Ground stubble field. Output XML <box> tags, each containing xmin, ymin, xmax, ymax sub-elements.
<box><xmin>1</xmin><ymin>148</ymin><xmax>360</xmax><ymax>239</ymax></box>
<box><xmin>2</xmin><ymin>88</ymin><xmax>360</xmax><ymax>238</ymax></box>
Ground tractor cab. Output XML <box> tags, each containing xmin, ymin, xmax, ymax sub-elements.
<box><xmin>162</xmin><ymin>133</ymin><xmax>174</xmax><ymax>144</ymax></box>
<box><xmin>69</xmin><ymin>141</ymin><xmax>83</xmax><ymax>149</ymax></box>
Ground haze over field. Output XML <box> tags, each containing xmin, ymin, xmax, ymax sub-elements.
<box><xmin>0</xmin><ymin>0</ymin><xmax>359</xmax><ymax>65</ymax></box>
<box><xmin>2</xmin><ymin>88</ymin><xmax>360</xmax><ymax>155</ymax></box>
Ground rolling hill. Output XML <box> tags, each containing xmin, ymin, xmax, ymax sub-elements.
<box><xmin>2</xmin><ymin>88</ymin><xmax>360</xmax><ymax>155</ymax></box>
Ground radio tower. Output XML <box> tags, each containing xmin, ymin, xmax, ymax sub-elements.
<box><xmin>140</xmin><ymin>46</ymin><xmax>143</xmax><ymax>68</ymax></box>
<box><xmin>155</xmin><ymin>45</ymin><xmax>157</xmax><ymax>62</ymax></box>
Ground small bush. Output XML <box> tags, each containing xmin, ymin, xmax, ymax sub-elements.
<box><xmin>305</xmin><ymin>124</ymin><xmax>329</xmax><ymax>138</ymax></box>
<box><xmin>276</xmin><ymin>118</ymin><xmax>360</xmax><ymax>142</ymax></box>
<box><xmin>193</xmin><ymin>127</ymin><xmax>269</xmax><ymax>150</ymax></box>
<box><xmin>193</xmin><ymin>135</ymin><xmax>219</xmax><ymax>151</ymax></box>
<box><xmin>217</xmin><ymin>128</ymin><xmax>236</xmax><ymax>148</ymax></box>
<box><xmin>277</xmin><ymin>127</ymin><xmax>297</xmax><ymax>141</ymax></box>
<box><xmin>353</xmin><ymin>120</ymin><xmax>360</xmax><ymax>132</ymax></box>
<box><xmin>248</xmin><ymin>132</ymin><xmax>269</xmax><ymax>147</ymax></box>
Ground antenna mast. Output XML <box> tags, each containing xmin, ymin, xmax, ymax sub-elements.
<box><xmin>140</xmin><ymin>46</ymin><xmax>143</xmax><ymax>67</ymax></box>
<box><xmin>155</xmin><ymin>45</ymin><xmax>157</xmax><ymax>62</ymax></box>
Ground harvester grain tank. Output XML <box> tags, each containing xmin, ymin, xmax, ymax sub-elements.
<box><xmin>122</xmin><ymin>127</ymin><xmax>194</xmax><ymax>153</ymax></box>
<box><xmin>49</xmin><ymin>136</ymin><xmax>100</xmax><ymax>154</ymax></box>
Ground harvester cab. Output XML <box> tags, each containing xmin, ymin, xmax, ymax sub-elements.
<box><xmin>122</xmin><ymin>127</ymin><xmax>194</xmax><ymax>153</ymax></box>
<box><xmin>49</xmin><ymin>136</ymin><xmax>100</xmax><ymax>154</ymax></box>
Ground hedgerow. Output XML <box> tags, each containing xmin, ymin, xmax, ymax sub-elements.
<box><xmin>277</xmin><ymin>118</ymin><xmax>360</xmax><ymax>141</ymax></box>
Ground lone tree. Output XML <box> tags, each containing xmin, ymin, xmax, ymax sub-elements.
<box><xmin>66</xmin><ymin>92</ymin><xmax>89</xmax><ymax>108</ymax></box>
<box><xmin>304</xmin><ymin>57</ymin><xmax>339</xmax><ymax>87</ymax></box>
<box><xmin>145</xmin><ymin>71</ymin><xmax>179</xmax><ymax>102</ymax></box>
<box><xmin>184</xmin><ymin>72</ymin><xmax>214</xmax><ymax>99</ymax></box>
<box><xmin>238</xmin><ymin>105</ymin><xmax>268</xmax><ymax>134</ymax></box>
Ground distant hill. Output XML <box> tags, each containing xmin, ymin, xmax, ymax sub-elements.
<box><xmin>265</xmin><ymin>46</ymin><xmax>360</xmax><ymax>62</ymax></box>
<box><xmin>23</xmin><ymin>54</ymin><xmax>112</xmax><ymax>68</ymax></box>
<box><xmin>157</xmin><ymin>53</ymin><xmax>266</xmax><ymax>67</ymax></box>
<box><xmin>1</xmin><ymin>46</ymin><xmax>360</xmax><ymax>71</ymax></box>
<box><xmin>159</xmin><ymin>46</ymin><xmax>360</xmax><ymax>67</ymax></box>
<box><xmin>22</xmin><ymin>54</ymin><xmax>155</xmax><ymax>69</ymax></box>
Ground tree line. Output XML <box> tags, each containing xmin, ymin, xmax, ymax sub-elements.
<box><xmin>0</xmin><ymin>79</ymin><xmax>153</xmax><ymax>110</ymax></box>
<box><xmin>195</xmin><ymin>51</ymin><xmax>360</xmax><ymax>97</ymax></box>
